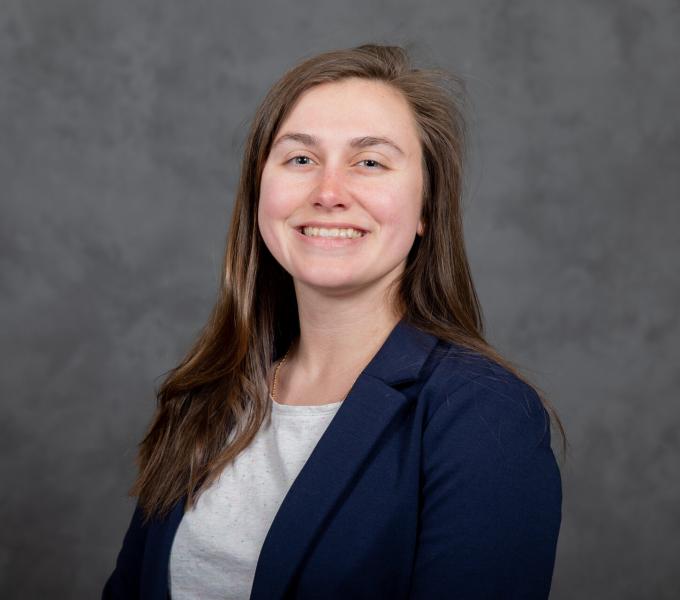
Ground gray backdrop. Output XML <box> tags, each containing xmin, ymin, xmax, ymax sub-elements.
<box><xmin>2</xmin><ymin>1</ymin><xmax>678</xmax><ymax>598</ymax></box>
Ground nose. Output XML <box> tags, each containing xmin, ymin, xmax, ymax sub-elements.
<box><xmin>312</xmin><ymin>166</ymin><xmax>349</xmax><ymax>208</ymax></box>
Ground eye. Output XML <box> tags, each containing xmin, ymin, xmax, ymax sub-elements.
<box><xmin>287</xmin><ymin>155</ymin><xmax>315</xmax><ymax>166</ymax></box>
<box><xmin>357</xmin><ymin>159</ymin><xmax>384</xmax><ymax>169</ymax></box>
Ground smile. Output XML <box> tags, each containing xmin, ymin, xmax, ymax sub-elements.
<box><xmin>299</xmin><ymin>226</ymin><xmax>366</xmax><ymax>239</ymax></box>
<box><xmin>293</xmin><ymin>226</ymin><xmax>369</xmax><ymax>248</ymax></box>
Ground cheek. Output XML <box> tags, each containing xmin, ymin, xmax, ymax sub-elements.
<box><xmin>257</xmin><ymin>173</ymin><xmax>285</xmax><ymax>253</ymax></box>
<box><xmin>258</xmin><ymin>168</ymin><xmax>276</xmax><ymax>216</ymax></box>
<box><xmin>373</xmin><ymin>178</ymin><xmax>423</xmax><ymax>256</ymax></box>
<box><xmin>258</xmin><ymin>168</ymin><xmax>288</xmax><ymax>227</ymax></box>
<box><xmin>259</xmin><ymin>164</ymin><xmax>302</xmax><ymax>216</ymax></box>
<box><xmin>375</xmin><ymin>176</ymin><xmax>423</xmax><ymax>231</ymax></box>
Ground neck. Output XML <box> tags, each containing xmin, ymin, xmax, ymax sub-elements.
<box><xmin>287</xmin><ymin>279</ymin><xmax>403</xmax><ymax>383</ymax></box>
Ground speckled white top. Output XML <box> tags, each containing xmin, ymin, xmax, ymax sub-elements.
<box><xmin>169</xmin><ymin>394</ymin><xmax>343</xmax><ymax>599</ymax></box>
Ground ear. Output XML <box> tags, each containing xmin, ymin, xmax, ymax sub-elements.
<box><xmin>416</xmin><ymin>218</ymin><xmax>425</xmax><ymax>237</ymax></box>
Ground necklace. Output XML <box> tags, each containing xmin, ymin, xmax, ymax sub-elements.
<box><xmin>271</xmin><ymin>347</ymin><xmax>290</xmax><ymax>403</ymax></box>
<box><xmin>270</xmin><ymin>346</ymin><xmax>356</xmax><ymax>405</ymax></box>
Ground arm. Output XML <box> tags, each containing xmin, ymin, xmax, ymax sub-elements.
<box><xmin>409</xmin><ymin>376</ymin><xmax>562</xmax><ymax>599</ymax></box>
<box><xmin>102</xmin><ymin>502</ymin><xmax>148</xmax><ymax>600</ymax></box>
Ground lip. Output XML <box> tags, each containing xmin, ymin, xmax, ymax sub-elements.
<box><xmin>295</xmin><ymin>222</ymin><xmax>370</xmax><ymax>233</ymax></box>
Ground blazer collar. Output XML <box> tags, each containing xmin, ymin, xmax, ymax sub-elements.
<box><xmin>249</xmin><ymin>317</ymin><xmax>439</xmax><ymax>599</ymax></box>
<box><xmin>362</xmin><ymin>316</ymin><xmax>441</xmax><ymax>385</ymax></box>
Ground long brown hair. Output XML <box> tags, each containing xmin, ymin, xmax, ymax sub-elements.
<box><xmin>131</xmin><ymin>43</ymin><xmax>567</xmax><ymax>521</ymax></box>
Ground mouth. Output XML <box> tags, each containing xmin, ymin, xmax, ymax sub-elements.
<box><xmin>292</xmin><ymin>225</ymin><xmax>369</xmax><ymax>248</ymax></box>
<box><xmin>296</xmin><ymin>225</ymin><xmax>368</xmax><ymax>239</ymax></box>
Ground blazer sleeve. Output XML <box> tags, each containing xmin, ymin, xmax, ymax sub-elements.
<box><xmin>102</xmin><ymin>501</ymin><xmax>148</xmax><ymax>600</ymax></box>
<box><xmin>408</xmin><ymin>376</ymin><xmax>562</xmax><ymax>599</ymax></box>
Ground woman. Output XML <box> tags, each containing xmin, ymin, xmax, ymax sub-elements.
<box><xmin>103</xmin><ymin>44</ymin><xmax>565</xmax><ymax>599</ymax></box>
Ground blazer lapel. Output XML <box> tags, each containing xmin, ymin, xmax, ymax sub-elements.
<box><xmin>249</xmin><ymin>318</ymin><xmax>439</xmax><ymax>599</ymax></box>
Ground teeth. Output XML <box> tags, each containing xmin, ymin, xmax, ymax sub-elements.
<box><xmin>301</xmin><ymin>226</ymin><xmax>365</xmax><ymax>238</ymax></box>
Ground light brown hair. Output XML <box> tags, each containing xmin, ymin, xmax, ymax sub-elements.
<box><xmin>131</xmin><ymin>43</ymin><xmax>567</xmax><ymax>520</ymax></box>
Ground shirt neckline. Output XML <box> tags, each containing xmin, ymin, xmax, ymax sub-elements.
<box><xmin>269</xmin><ymin>393</ymin><xmax>345</xmax><ymax>415</ymax></box>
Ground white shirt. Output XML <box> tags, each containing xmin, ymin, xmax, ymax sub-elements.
<box><xmin>169</xmin><ymin>394</ymin><xmax>343</xmax><ymax>599</ymax></box>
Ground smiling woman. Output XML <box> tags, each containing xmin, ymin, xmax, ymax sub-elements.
<box><xmin>258</xmin><ymin>78</ymin><xmax>425</xmax><ymax>297</ymax></box>
<box><xmin>103</xmin><ymin>44</ymin><xmax>565</xmax><ymax>600</ymax></box>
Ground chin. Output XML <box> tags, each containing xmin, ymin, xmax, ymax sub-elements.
<box><xmin>295</xmin><ymin>274</ymin><xmax>367</xmax><ymax>293</ymax></box>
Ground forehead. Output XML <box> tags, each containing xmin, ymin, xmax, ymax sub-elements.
<box><xmin>278</xmin><ymin>78</ymin><xmax>420</xmax><ymax>146</ymax></box>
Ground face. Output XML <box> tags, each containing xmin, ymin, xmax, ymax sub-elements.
<box><xmin>257</xmin><ymin>77</ymin><xmax>424</xmax><ymax>300</ymax></box>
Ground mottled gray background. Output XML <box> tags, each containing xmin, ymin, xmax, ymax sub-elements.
<box><xmin>1</xmin><ymin>0</ymin><xmax>678</xmax><ymax>598</ymax></box>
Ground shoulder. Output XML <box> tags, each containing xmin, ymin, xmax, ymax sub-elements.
<box><xmin>419</xmin><ymin>341</ymin><xmax>551</xmax><ymax>459</ymax></box>
<box><xmin>409</xmin><ymin>341</ymin><xmax>561</xmax><ymax>599</ymax></box>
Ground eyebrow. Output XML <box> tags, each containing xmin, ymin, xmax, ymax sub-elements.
<box><xmin>271</xmin><ymin>132</ymin><xmax>405</xmax><ymax>156</ymax></box>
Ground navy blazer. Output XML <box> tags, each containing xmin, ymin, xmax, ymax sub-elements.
<box><xmin>103</xmin><ymin>319</ymin><xmax>562</xmax><ymax>599</ymax></box>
